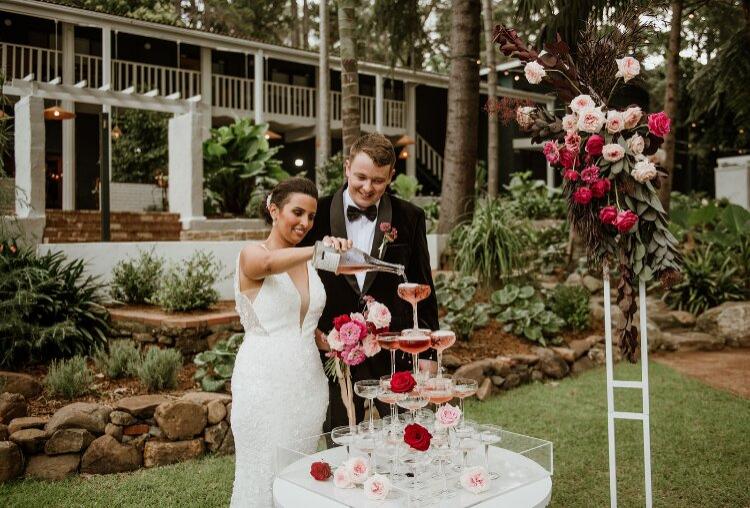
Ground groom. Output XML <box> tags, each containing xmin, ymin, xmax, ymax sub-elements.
<box><xmin>303</xmin><ymin>133</ymin><xmax>439</xmax><ymax>431</ymax></box>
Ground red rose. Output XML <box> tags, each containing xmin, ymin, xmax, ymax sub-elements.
<box><xmin>614</xmin><ymin>210</ymin><xmax>639</xmax><ymax>233</ymax></box>
<box><xmin>599</xmin><ymin>205</ymin><xmax>618</xmax><ymax>225</ymax></box>
<box><xmin>590</xmin><ymin>178</ymin><xmax>611</xmax><ymax>198</ymax></box>
<box><xmin>573</xmin><ymin>187</ymin><xmax>593</xmax><ymax>205</ymax></box>
<box><xmin>403</xmin><ymin>423</ymin><xmax>432</xmax><ymax>451</ymax></box>
<box><xmin>333</xmin><ymin>315</ymin><xmax>351</xmax><ymax>331</ymax></box>
<box><xmin>563</xmin><ymin>169</ymin><xmax>580</xmax><ymax>181</ymax></box>
<box><xmin>390</xmin><ymin>371</ymin><xmax>416</xmax><ymax>393</ymax></box>
<box><xmin>310</xmin><ymin>461</ymin><xmax>332</xmax><ymax>481</ymax></box>
<box><xmin>559</xmin><ymin>147</ymin><xmax>577</xmax><ymax>169</ymax></box>
<box><xmin>585</xmin><ymin>134</ymin><xmax>604</xmax><ymax>157</ymax></box>
<box><xmin>647</xmin><ymin>112</ymin><xmax>671</xmax><ymax>138</ymax></box>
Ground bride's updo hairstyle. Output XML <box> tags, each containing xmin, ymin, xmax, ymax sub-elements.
<box><xmin>261</xmin><ymin>176</ymin><xmax>318</xmax><ymax>225</ymax></box>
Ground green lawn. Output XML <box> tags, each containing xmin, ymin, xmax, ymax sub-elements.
<box><xmin>2</xmin><ymin>362</ymin><xmax>747</xmax><ymax>507</ymax></box>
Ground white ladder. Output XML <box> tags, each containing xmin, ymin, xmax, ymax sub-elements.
<box><xmin>602</xmin><ymin>264</ymin><xmax>653</xmax><ymax>508</ymax></box>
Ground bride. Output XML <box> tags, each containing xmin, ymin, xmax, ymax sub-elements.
<box><xmin>230</xmin><ymin>176</ymin><xmax>351</xmax><ymax>507</ymax></box>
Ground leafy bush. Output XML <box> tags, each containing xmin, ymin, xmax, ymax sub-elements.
<box><xmin>0</xmin><ymin>247</ymin><xmax>110</xmax><ymax>367</ymax></box>
<box><xmin>110</xmin><ymin>250</ymin><xmax>164</xmax><ymax>304</ymax></box>
<box><xmin>151</xmin><ymin>251</ymin><xmax>223</xmax><ymax>312</ymax></box>
<box><xmin>391</xmin><ymin>174</ymin><xmax>422</xmax><ymax>200</ymax></box>
<box><xmin>111</xmin><ymin>109</ymin><xmax>169</xmax><ymax>183</ymax></box>
<box><xmin>504</xmin><ymin>171</ymin><xmax>566</xmax><ymax>220</ymax></box>
<box><xmin>93</xmin><ymin>340</ymin><xmax>141</xmax><ymax>379</ymax></box>
<box><xmin>203</xmin><ymin>120</ymin><xmax>289</xmax><ymax>216</ymax></box>
<box><xmin>136</xmin><ymin>347</ymin><xmax>182</xmax><ymax>391</ymax></box>
<box><xmin>450</xmin><ymin>198</ymin><xmax>535</xmax><ymax>286</ymax></box>
<box><xmin>434</xmin><ymin>273</ymin><xmax>489</xmax><ymax>340</ymax></box>
<box><xmin>193</xmin><ymin>333</ymin><xmax>242</xmax><ymax>392</ymax></box>
<box><xmin>548</xmin><ymin>284</ymin><xmax>590</xmax><ymax>331</ymax></box>
<box><xmin>489</xmin><ymin>284</ymin><xmax>564</xmax><ymax>345</ymax></box>
<box><xmin>317</xmin><ymin>152</ymin><xmax>345</xmax><ymax>196</ymax></box>
<box><xmin>531</xmin><ymin>221</ymin><xmax>569</xmax><ymax>275</ymax></box>
<box><xmin>45</xmin><ymin>355</ymin><xmax>93</xmax><ymax>399</ymax></box>
<box><xmin>421</xmin><ymin>200</ymin><xmax>440</xmax><ymax>234</ymax></box>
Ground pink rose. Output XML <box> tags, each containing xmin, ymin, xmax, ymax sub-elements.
<box><xmin>362</xmin><ymin>334</ymin><xmax>381</xmax><ymax>357</ymax></box>
<box><xmin>615</xmin><ymin>56</ymin><xmax>640</xmax><ymax>82</ymax></box>
<box><xmin>460</xmin><ymin>466</ymin><xmax>490</xmax><ymax>494</ymax></box>
<box><xmin>569</xmin><ymin>94</ymin><xmax>595</xmax><ymax>113</ymax></box>
<box><xmin>599</xmin><ymin>205</ymin><xmax>618</xmax><ymax>225</ymax></box>
<box><xmin>345</xmin><ymin>456</ymin><xmax>370</xmax><ymax>484</ymax></box>
<box><xmin>580</xmin><ymin>165</ymin><xmax>600</xmax><ymax>184</ymax></box>
<box><xmin>623</xmin><ymin>106</ymin><xmax>642</xmax><ymax>129</ymax></box>
<box><xmin>333</xmin><ymin>465</ymin><xmax>354</xmax><ymax>489</ymax></box>
<box><xmin>327</xmin><ymin>329</ymin><xmax>344</xmax><ymax>351</ymax></box>
<box><xmin>543</xmin><ymin>141</ymin><xmax>560</xmax><ymax>164</ymax></box>
<box><xmin>614</xmin><ymin>210</ymin><xmax>639</xmax><ymax>233</ymax></box>
<box><xmin>586</xmin><ymin>135</ymin><xmax>604</xmax><ymax>157</ymax></box>
<box><xmin>559</xmin><ymin>147</ymin><xmax>577</xmax><ymax>169</ymax></box>
<box><xmin>563</xmin><ymin>169</ymin><xmax>580</xmax><ymax>181</ymax></box>
<box><xmin>573</xmin><ymin>187</ymin><xmax>593</xmax><ymax>205</ymax></box>
<box><xmin>339</xmin><ymin>321</ymin><xmax>363</xmax><ymax>346</ymax></box>
<box><xmin>524</xmin><ymin>61</ymin><xmax>546</xmax><ymax>84</ymax></box>
<box><xmin>602</xmin><ymin>144</ymin><xmax>625</xmax><ymax>162</ymax></box>
<box><xmin>562</xmin><ymin>113</ymin><xmax>578</xmax><ymax>132</ymax></box>
<box><xmin>576</xmin><ymin>106</ymin><xmax>606</xmax><ymax>133</ymax></box>
<box><xmin>435</xmin><ymin>403</ymin><xmax>462</xmax><ymax>429</ymax></box>
<box><xmin>565</xmin><ymin>131</ymin><xmax>581</xmax><ymax>153</ymax></box>
<box><xmin>363</xmin><ymin>473</ymin><xmax>391</xmax><ymax>500</ymax></box>
<box><xmin>516</xmin><ymin>106</ymin><xmax>535</xmax><ymax>130</ymax></box>
<box><xmin>343</xmin><ymin>345</ymin><xmax>366</xmax><ymax>366</ymax></box>
<box><xmin>366</xmin><ymin>301</ymin><xmax>392</xmax><ymax>329</ymax></box>
<box><xmin>590</xmin><ymin>178</ymin><xmax>611</xmax><ymax>198</ymax></box>
<box><xmin>627</xmin><ymin>133</ymin><xmax>645</xmax><ymax>155</ymax></box>
<box><xmin>648</xmin><ymin>112</ymin><xmax>671</xmax><ymax>138</ymax></box>
<box><xmin>606</xmin><ymin>110</ymin><xmax>625</xmax><ymax>134</ymax></box>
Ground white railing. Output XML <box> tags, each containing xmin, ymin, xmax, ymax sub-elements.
<box><xmin>360</xmin><ymin>95</ymin><xmax>375</xmax><ymax>126</ymax></box>
<box><xmin>75</xmin><ymin>53</ymin><xmax>101</xmax><ymax>88</ymax></box>
<box><xmin>112</xmin><ymin>58</ymin><xmax>200</xmax><ymax>97</ymax></box>
<box><xmin>213</xmin><ymin>74</ymin><xmax>253</xmax><ymax>111</ymax></box>
<box><xmin>1</xmin><ymin>42</ymin><xmax>61</xmax><ymax>82</ymax></box>
<box><xmin>329</xmin><ymin>92</ymin><xmax>404</xmax><ymax>129</ymax></box>
<box><xmin>416</xmin><ymin>134</ymin><xmax>444</xmax><ymax>180</ymax></box>
<box><xmin>384</xmin><ymin>99</ymin><xmax>405</xmax><ymax>129</ymax></box>
<box><xmin>330</xmin><ymin>91</ymin><xmax>342</xmax><ymax>122</ymax></box>
<box><xmin>264</xmin><ymin>81</ymin><xmax>316</xmax><ymax>118</ymax></box>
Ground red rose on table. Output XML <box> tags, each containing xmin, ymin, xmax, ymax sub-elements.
<box><xmin>390</xmin><ymin>371</ymin><xmax>416</xmax><ymax>393</ymax></box>
<box><xmin>404</xmin><ymin>423</ymin><xmax>432</xmax><ymax>451</ymax></box>
<box><xmin>310</xmin><ymin>461</ymin><xmax>332</xmax><ymax>481</ymax></box>
<box><xmin>333</xmin><ymin>315</ymin><xmax>351</xmax><ymax>331</ymax></box>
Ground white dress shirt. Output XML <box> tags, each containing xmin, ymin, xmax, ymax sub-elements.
<box><xmin>343</xmin><ymin>188</ymin><xmax>378</xmax><ymax>290</ymax></box>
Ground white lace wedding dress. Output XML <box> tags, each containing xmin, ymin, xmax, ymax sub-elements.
<box><xmin>230</xmin><ymin>254</ymin><xmax>329</xmax><ymax>507</ymax></box>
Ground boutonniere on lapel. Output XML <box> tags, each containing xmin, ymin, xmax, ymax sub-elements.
<box><xmin>378</xmin><ymin>222</ymin><xmax>398</xmax><ymax>258</ymax></box>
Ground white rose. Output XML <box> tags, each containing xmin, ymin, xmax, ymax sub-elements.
<box><xmin>562</xmin><ymin>113</ymin><xmax>578</xmax><ymax>132</ymax></box>
<box><xmin>333</xmin><ymin>465</ymin><xmax>355</xmax><ymax>489</ymax></box>
<box><xmin>602</xmin><ymin>143</ymin><xmax>625</xmax><ymax>162</ymax></box>
<box><xmin>516</xmin><ymin>106</ymin><xmax>535</xmax><ymax>130</ymax></box>
<box><xmin>632</xmin><ymin>159</ymin><xmax>658</xmax><ymax>182</ymax></box>
<box><xmin>570</xmin><ymin>94</ymin><xmax>595</xmax><ymax>113</ymax></box>
<box><xmin>615</xmin><ymin>56</ymin><xmax>640</xmax><ymax>82</ymax></box>
<box><xmin>606</xmin><ymin>110</ymin><xmax>625</xmax><ymax>134</ymax></box>
<box><xmin>524</xmin><ymin>61</ymin><xmax>546</xmax><ymax>84</ymax></box>
<box><xmin>623</xmin><ymin>106</ymin><xmax>642</xmax><ymax>129</ymax></box>
<box><xmin>327</xmin><ymin>329</ymin><xmax>344</xmax><ymax>351</ymax></box>
<box><xmin>627</xmin><ymin>134</ymin><xmax>645</xmax><ymax>155</ymax></box>
<box><xmin>345</xmin><ymin>456</ymin><xmax>370</xmax><ymax>484</ymax></box>
<box><xmin>363</xmin><ymin>474</ymin><xmax>391</xmax><ymax>501</ymax></box>
<box><xmin>366</xmin><ymin>302</ymin><xmax>391</xmax><ymax>329</ymax></box>
<box><xmin>576</xmin><ymin>106</ymin><xmax>606</xmax><ymax>134</ymax></box>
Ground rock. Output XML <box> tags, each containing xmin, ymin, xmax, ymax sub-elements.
<box><xmin>670</xmin><ymin>310</ymin><xmax>697</xmax><ymax>327</ymax></box>
<box><xmin>80</xmin><ymin>435</ymin><xmax>142</xmax><ymax>474</ymax></box>
<box><xmin>531</xmin><ymin>369</ymin><xmax>544</xmax><ymax>382</ymax></box>
<box><xmin>550</xmin><ymin>347</ymin><xmax>576</xmax><ymax>364</ymax></box>
<box><xmin>661</xmin><ymin>331</ymin><xmax>726</xmax><ymax>352</ymax></box>
<box><xmin>180</xmin><ymin>392</ymin><xmax>232</xmax><ymax>406</ymax></box>
<box><xmin>588</xmin><ymin>346</ymin><xmax>605</xmax><ymax>365</ymax></box>
<box><xmin>441</xmin><ymin>354</ymin><xmax>462</xmax><ymax>370</ymax></box>
<box><xmin>204</xmin><ymin>421</ymin><xmax>229</xmax><ymax>452</ymax></box>
<box><xmin>452</xmin><ymin>359</ymin><xmax>493</xmax><ymax>384</ymax></box>
<box><xmin>154</xmin><ymin>401</ymin><xmax>207</xmax><ymax>440</ymax></box>
<box><xmin>25</xmin><ymin>453</ymin><xmax>79</xmax><ymax>480</ymax></box>
<box><xmin>651</xmin><ymin>309</ymin><xmax>697</xmax><ymax>329</ymax></box>
<box><xmin>115</xmin><ymin>394</ymin><xmax>175</xmax><ymax>418</ymax></box>
<box><xmin>0</xmin><ymin>424</ymin><xmax>7</xmax><ymax>441</ymax></box>
<box><xmin>509</xmin><ymin>354</ymin><xmax>539</xmax><ymax>365</ymax></box>
<box><xmin>503</xmin><ymin>373</ymin><xmax>521</xmax><ymax>389</ymax></box>
<box><xmin>130</xmin><ymin>434</ymin><xmax>150</xmax><ymax>453</ymax></box>
<box><xmin>568</xmin><ymin>339</ymin><xmax>593</xmax><ymax>359</ymax></box>
<box><xmin>8</xmin><ymin>416</ymin><xmax>48</xmax><ymax>435</ymax></box>
<box><xmin>226</xmin><ymin>403</ymin><xmax>232</xmax><ymax>422</ymax></box>
<box><xmin>0</xmin><ymin>441</ymin><xmax>23</xmax><ymax>482</ymax></box>
<box><xmin>582</xmin><ymin>275</ymin><xmax>603</xmax><ymax>293</ymax></box>
<box><xmin>0</xmin><ymin>393</ymin><xmax>27</xmax><ymax>424</ymax></box>
<box><xmin>157</xmin><ymin>335</ymin><xmax>174</xmax><ymax>346</ymax></box>
<box><xmin>105</xmin><ymin>423</ymin><xmax>123</xmax><ymax>441</ymax></box>
<box><xmin>217</xmin><ymin>428</ymin><xmax>235</xmax><ymax>455</ymax></box>
<box><xmin>10</xmin><ymin>428</ymin><xmax>47</xmax><ymax>454</ymax></box>
<box><xmin>143</xmin><ymin>439</ymin><xmax>204</xmax><ymax>468</ymax></box>
<box><xmin>565</xmin><ymin>273</ymin><xmax>582</xmax><ymax>286</ymax></box>
<box><xmin>149</xmin><ymin>426</ymin><xmax>163</xmax><ymax>438</ymax></box>
<box><xmin>516</xmin><ymin>366</ymin><xmax>532</xmax><ymax>383</ymax></box>
<box><xmin>207</xmin><ymin>400</ymin><xmax>227</xmax><ymax>425</ymax></box>
<box><xmin>535</xmin><ymin>348</ymin><xmax>570</xmax><ymax>379</ymax></box>
<box><xmin>696</xmin><ymin>302</ymin><xmax>750</xmax><ymax>347</ymax></box>
<box><xmin>490</xmin><ymin>376</ymin><xmax>505</xmax><ymax>388</ymax></box>
<box><xmin>123</xmin><ymin>424</ymin><xmax>150</xmax><ymax>436</ymax></box>
<box><xmin>571</xmin><ymin>356</ymin><xmax>594</xmax><ymax>375</ymax></box>
<box><xmin>45</xmin><ymin>403</ymin><xmax>111</xmax><ymax>435</ymax></box>
<box><xmin>133</xmin><ymin>332</ymin><xmax>156</xmax><ymax>343</ymax></box>
<box><xmin>489</xmin><ymin>357</ymin><xmax>512</xmax><ymax>377</ymax></box>
<box><xmin>109</xmin><ymin>410</ymin><xmax>137</xmax><ymax>426</ymax></box>
<box><xmin>0</xmin><ymin>372</ymin><xmax>42</xmax><ymax>399</ymax></box>
<box><xmin>45</xmin><ymin>429</ymin><xmax>95</xmax><ymax>455</ymax></box>
<box><xmin>476</xmin><ymin>378</ymin><xmax>493</xmax><ymax>401</ymax></box>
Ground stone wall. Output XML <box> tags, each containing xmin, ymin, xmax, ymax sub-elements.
<box><xmin>43</xmin><ymin>211</ymin><xmax>181</xmax><ymax>243</ymax></box>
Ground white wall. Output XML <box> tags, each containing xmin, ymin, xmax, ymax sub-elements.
<box><xmin>110</xmin><ymin>182</ymin><xmax>163</xmax><ymax>212</ymax></box>
<box><xmin>715</xmin><ymin>155</ymin><xmax>750</xmax><ymax>210</ymax></box>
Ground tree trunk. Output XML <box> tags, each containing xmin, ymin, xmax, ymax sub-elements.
<box><xmin>438</xmin><ymin>0</ymin><xmax>481</xmax><ymax>233</ymax></box>
<box><xmin>338</xmin><ymin>0</ymin><xmax>361</xmax><ymax>158</ymax></box>
<box><xmin>290</xmin><ymin>0</ymin><xmax>302</xmax><ymax>47</ymax></box>
<box><xmin>302</xmin><ymin>0</ymin><xmax>310</xmax><ymax>49</ymax></box>
<box><xmin>658</xmin><ymin>0</ymin><xmax>683</xmax><ymax>213</ymax></box>
<box><xmin>316</xmin><ymin>0</ymin><xmax>331</xmax><ymax>178</ymax></box>
<box><xmin>482</xmin><ymin>0</ymin><xmax>499</xmax><ymax>197</ymax></box>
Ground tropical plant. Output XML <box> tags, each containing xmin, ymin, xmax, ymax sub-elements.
<box><xmin>316</xmin><ymin>152</ymin><xmax>345</xmax><ymax>196</ymax></box>
<box><xmin>151</xmin><ymin>251</ymin><xmax>223</xmax><ymax>312</ymax></box>
<box><xmin>44</xmin><ymin>355</ymin><xmax>93</xmax><ymax>399</ymax></box>
<box><xmin>548</xmin><ymin>284</ymin><xmax>591</xmax><ymax>331</ymax></box>
<box><xmin>390</xmin><ymin>174</ymin><xmax>422</xmax><ymax>200</ymax></box>
<box><xmin>193</xmin><ymin>333</ymin><xmax>242</xmax><ymax>392</ymax></box>
<box><xmin>0</xmin><ymin>246</ymin><xmax>110</xmax><ymax>368</ymax></box>
<box><xmin>338</xmin><ymin>0</ymin><xmax>361</xmax><ymax>156</ymax></box>
<box><xmin>203</xmin><ymin>120</ymin><xmax>289</xmax><ymax>216</ymax></box>
<box><xmin>92</xmin><ymin>340</ymin><xmax>141</xmax><ymax>379</ymax></box>
<box><xmin>504</xmin><ymin>171</ymin><xmax>566</xmax><ymax>220</ymax></box>
<box><xmin>111</xmin><ymin>108</ymin><xmax>169</xmax><ymax>183</ymax></box>
<box><xmin>136</xmin><ymin>347</ymin><xmax>182</xmax><ymax>391</ymax></box>
<box><xmin>421</xmin><ymin>200</ymin><xmax>440</xmax><ymax>234</ymax></box>
<box><xmin>434</xmin><ymin>273</ymin><xmax>488</xmax><ymax>341</ymax></box>
<box><xmin>110</xmin><ymin>249</ymin><xmax>165</xmax><ymax>304</ymax></box>
<box><xmin>489</xmin><ymin>284</ymin><xmax>565</xmax><ymax>346</ymax></box>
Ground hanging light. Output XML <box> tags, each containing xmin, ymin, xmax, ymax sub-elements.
<box><xmin>111</xmin><ymin>125</ymin><xmax>123</xmax><ymax>140</ymax></box>
<box><xmin>264</xmin><ymin>129</ymin><xmax>282</xmax><ymax>140</ymax></box>
<box><xmin>394</xmin><ymin>134</ymin><xmax>415</xmax><ymax>147</ymax></box>
<box><xmin>44</xmin><ymin>105</ymin><xmax>75</xmax><ymax>120</ymax></box>
<box><xmin>398</xmin><ymin>147</ymin><xmax>409</xmax><ymax>160</ymax></box>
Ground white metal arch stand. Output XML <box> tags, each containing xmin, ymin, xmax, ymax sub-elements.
<box><xmin>602</xmin><ymin>263</ymin><xmax>653</xmax><ymax>507</ymax></box>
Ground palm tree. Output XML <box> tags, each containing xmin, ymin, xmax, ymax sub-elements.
<box><xmin>338</xmin><ymin>0</ymin><xmax>361</xmax><ymax>157</ymax></box>
<box><xmin>317</xmin><ymin>0</ymin><xmax>331</xmax><ymax>179</ymax></box>
<box><xmin>438</xmin><ymin>0</ymin><xmax>481</xmax><ymax>233</ymax></box>
<box><xmin>482</xmin><ymin>0</ymin><xmax>499</xmax><ymax>197</ymax></box>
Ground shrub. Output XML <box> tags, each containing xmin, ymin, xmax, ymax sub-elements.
<box><xmin>532</xmin><ymin>221</ymin><xmax>569</xmax><ymax>275</ymax></box>
<box><xmin>193</xmin><ymin>334</ymin><xmax>243</xmax><ymax>392</ymax></box>
<box><xmin>489</xmin><ymin>284</ymin><xmax>564</xmax><ymax>346</ymax></box>
<box><xmin>421</xmin><ymin>200</ymin><xmax>440</xmax><ymax>234</ymax></box>
<box><xmin>136</xmin><ymin>347</ymin><xmax>183</xmax><ymax>391</ymax></box>
<box><xmin>548</xmin><ymin>284</ymin><xmax>590</xmax><ymax>331</ymax></box>
<box><xmin>110</xmin><ymin>249</ymin><xmax>164</xmax><ymax>304</ymax></box>
<box><xmin>93</xmin><ymin>340</ymin><xmax>141</xmax><ymax>379</ymax></box>
<box><xmin>151</xmin><ymin>251</ymin><xmax>223</xmax><ymax>312</ymax></box>
<box><xmin>504</xmin><ymin>171</ymin><xmax>566</xmax><ymax>220</ymax></box>
<box><xmin>0</xmin><ymin>247</ymin><xmax>110</xmax><ymax>368</ymax></box>
<box><xmin>111</xmin><ymin>109</ymin><xmax>169</xmax><ymax>183</ymax></box>
<box><xmin>390</xmin><ymin>174</ymin><xmax>422</xmax><ymax>200</ymax></box>
<box><xmin>45</xmin><ymin>355</ymin><xmax>93</xmax><ymax>399</ymax></box>
<box><xmin>434</xmin><ymin>273</ymin><xmax>489</xmax><ymax>340</ymax></box>
<box><xmin>316</xmin><ymin>152</ymin><xmax>345</xmax><ymax>197</ymax></box>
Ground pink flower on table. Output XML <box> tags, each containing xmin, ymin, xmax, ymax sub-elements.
<box><xmin>569</xmin><ymin>94</ymin><xmax>595</xmax><ymax>113</ymax></box>
<box><xmin>563</xmin><ymin>169</ymin><xmax>580</xmax><ymax>181</ymax></box>
<box><xmin>363</xmin><ymin>474</ymin><xmax>391</xmax><ymax>500</ymax></box>
<box><xmin>543</xmin><ymin>141</ymin><xmax>560</xmax><ymax>164</ymax></box>
<box><xmin>606</xmin><ymin>110</ymin><xmax>625</xmax><ymax>134</ymax></box>
<box><xmin>564</xmin><ymin>131</ymin><xmax>582</xmax><ymax>153</ymax></box>
<box><xmin>562</xmin><ymin>113</ymin><xmax>578</xmax><ymax>132</ymax></box>
<box><xmin>362</xmin><ymin>334</ymin><xmax>381</xmax><ymax>357</ymax></box>
<box><xmin>586</xmin><ymin>134</ymin><xmax>605</xmax><ymax>157</ymax></box>
<box><xmin>327</xmin><ymin>329</ymin><xmax>344</xmax><ymax>351</ymax></box>
<box><xmin>615</xmin><ymin>56</ymin><xmax>641</xmax><ymax>82</ymax></box>
<box><xmin>366</xmin><ymin>301</ymin><xmax>392</xmax><ymax>330</ymax></box>
<box><xmin>602</xmin><ymin>144</ymin><xmax>625</xmax><ymax>162</ymax></box>
<box><xmin>627</xmin><ymin>133</ymin><xmax>645</xmax><ymax>155</ymax></box>
<box><xmin>590</xmin><ymin>178</ymin><xmax>611</xmax><ymax>198</ymax></box>
<box><xmin>333</xmin><ymin>465</ymin><xmax>355</xmax><ymax>489</ymax></box>
<box><xmin>581</xmin><ymin>165</ymin><xmax>600</xmax><ymax>184</ymax></box>
<box><xmin>343</xmin><ymin>345</ymin><xmax>366</xmax><ymax>366</ymax></box>
<box><xmin>573</xmin><ymin>187</ymin><xmax>593</xmax><ymax>205</ymax></box>
<box><xmin>345</xmin><ymin>456</ymin><xmax>370</xmax><ymax>484</ymax></box>
<box><xmin>559</xmin><ymin>147</ymin><xmax>577</xmax><ymax>169</ymax></box>
<box><xmin>648</xmin><ymin>112</ymin><xmax>671</xmax><ymax>138</ymax></box>
<box><xmin>339</xmin><ymin>321</ymin><xmax>364</xmax><ymax>346</ymax></box>
<box><xmin>524</xmin><ymin>61</ymin><xmax>547</xmax><ymax>84</ymax></box>
<box><xmin>576</xmin><ymin>106</ymin><xmax>606</xmax><ymax>134</ymax></box>
<box><xmin>460</xmin><ymin>466</ymin><xmax>490</xmax><ymax>494</ymax></box>
<box><xmin>623</xmin><ymin>106</ymin><xmax>642</xmax><ymax>129</ymax></box>
<box><xmin>614</xmin><ymin>210</ymin><xmax>639</xmax><ymax>233</ymax></box>
<box><xmin>599</xmin><ymin>205</ymin><xmax>618</xmax><ymax>225</ymax></box>
<box><xmin>435</xmin><ymin>403</ymin><xmax>462</xmax><ymax>429</ymax></box>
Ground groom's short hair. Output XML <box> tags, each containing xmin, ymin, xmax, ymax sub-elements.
<box><xmin>349</xmin><ymin>133</ymin><xmax>396</xmax><ymax>169</ymax></box>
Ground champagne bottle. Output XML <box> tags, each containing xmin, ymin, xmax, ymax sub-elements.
<box><xmin>312</xmin><ymin>241</ymin><xmax>405</xmax><ymax>277</ymax></box>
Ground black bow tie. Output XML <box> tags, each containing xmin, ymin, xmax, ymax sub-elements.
<box><xmin>347</xmin><ymin>204</ymin><xmax>377</xmax><ymax>222</ymax></box>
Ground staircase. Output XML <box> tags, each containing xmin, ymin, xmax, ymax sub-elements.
<box><xmin>415</xmin><ymin>134</ymin><xmax>444</xmax><ymax>195</ymax></box>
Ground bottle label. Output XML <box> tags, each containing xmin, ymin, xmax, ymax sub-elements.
<box><xmin>314</xmin><ymin>249</ymin><xmax>340</xmax><ymax>273</ymax></box>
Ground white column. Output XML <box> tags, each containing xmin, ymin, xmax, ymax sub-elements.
<box><xmin>102</xmin><ymin>26</ymin><xmax>112</xmax><ymax>182</ymax></box>
<box><xmin>254</xmin><ymin>51</ymin><xmax>264</xmax><ymax>124</ymax></box>
<box><xmin>14</xmin><ymin>95</ymin><xmax>46</xmax><ymax>218</ymax></box>
<box><xmin>168</xmin><ymin>108</ymin><xmax>205</xmax><ymax>226</ymax></box>
<box><xmin>61</xmin><ymin>22</ymin><xmax>76</xmax><ymax>210</ymax></box>
<box><xmin>200</xmin><ymin>46</ymin><xmax>212</xmax><ymax>140</ymax></box>
<box><xmin>375</xmin><ymin>74</ymin><xmax>384</xmax><ymax>133</ymax></box>
<box><xmin>405</xmin><ymin>82</ymin><xmax>417</xmax><ymax>178</ymax></box>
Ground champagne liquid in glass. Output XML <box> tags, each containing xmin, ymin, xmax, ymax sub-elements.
<box><xmin>430</xmin><ymin>330</ymin><xmax>456</xmax><ymax>378</ymax></box>
<box><xmin>399</xmin><ymin>330</ymin><xmax>431</xmax><ymax>377</ymax></box>
<box><xmin>377</xmin><ymin>332</ymin><xmax>400</xmax><ymax>376</ymax></box>
<box><xmin>397</xmin><ymin>283</ymin><xmax>431</xmax><ymax>329</ymax></box>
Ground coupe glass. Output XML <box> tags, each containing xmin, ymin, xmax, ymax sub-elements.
<box><xmin>478</xmin><ymin>423</ymin><xmax>503</xmax><ymax>480</ymax></box>
<box><xmin>357</xmin><ymin>420</ymin><xmax>382</xmax><ymax>471</ymax></box>
<box><xmin>354</xmin><ymin>379</ymin><xmax>382</xmax><ymax>432</ymax></box>
<box><xmin>331</xmin><ymin>425</ymin><xmax>358</xmax><ymax>464</ymax></box>
<box><xmin>451</xmin><ymin>420</ymin><xmax>479</xmax><ymax>472</ymax></box>
<box><xmin>452</xmin><ymin>377</ymin><xmax>479</xmax><ymax>428</ymax></box>
<box><xmin>397</xmin><ymin>442</ymin><xmax>432</xmax><ymax>492</ymax></box>
<box><xmin>376</xmin><ymin>332</ymin><xmax>401</xmax><ymax>376</ymax></box>
<box><xmin>399</xmin><ymin>328</ymin><xmax>432</xmax><ymax>378</ymax></box>
<box><xmin>431</xmin><ymin>431</ymin><xmax>457</xmax><ymax>499</ymax></box>
<box><xmin>430</xmin><ymin>330</ymin><xmax>456</xmax><ymax>378</ymax></box>
<box><xmin>378</xmin><ymin>375</ymin><xmax>406</xmax><ymax>432</ymax></box>
<box><xmin>419</xmin><ymin>377</ymin><xmax>454</xmax><ymax>410</ymax></box>
<box><xmin>397</xmin><ymin>282</ymin><xmax>432</xmax><ymax>329</ymax></box>
<box><xmin>395</xmin><ymin>391</ymin><xmax>428</xmax><ymax>421</ymax></box>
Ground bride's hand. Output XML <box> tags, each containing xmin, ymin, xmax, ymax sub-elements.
<box><xmin>323</xmin><ymin>236</ymin><xmax>353</xmax><ymax>252</ymax></box>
